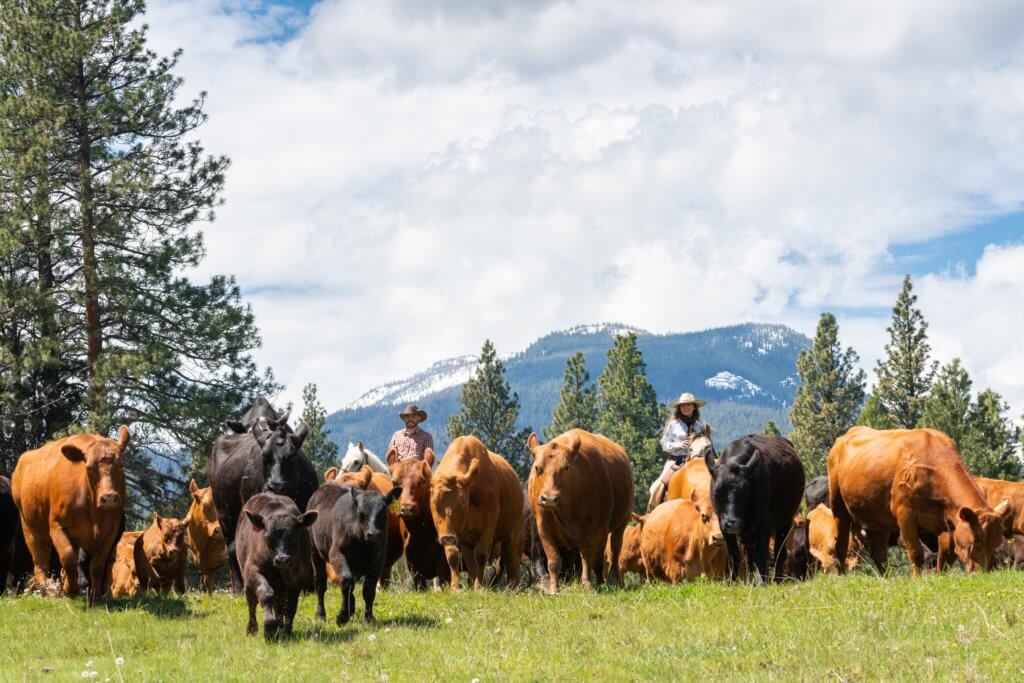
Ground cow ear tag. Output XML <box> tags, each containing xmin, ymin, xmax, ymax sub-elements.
<box><xmin>388</xmin><ymin>499</ymin><xmax>402</xmax><ymax>515</ymax></box>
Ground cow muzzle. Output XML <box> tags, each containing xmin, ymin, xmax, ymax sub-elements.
<box><xmin>98</xmin><ymin>493</ymin><xmax>121</xmax><ymax>509</ymax></box>
<box><xmin>272</xmin><ymin>554</ymin><xmax>293</xmax><ymax>569</ymax></box>
<box><xmin>721</xmin><ymin>518</ymin><xmax>742</xmax><ymax>535</ymax></box>
<box><xmin>399</xmin><ymin>503</ymin><xmax>418</xmax><ymax>517</ymax></box>
<box><xmin>266</xmin><ymin>481</ymin><xmax>287</xmax><ymax>495</ymax></box>
<box><xmin>439</xmin><ymin>533</ymin><xmax>457</xmax><ymax>547</ymax></box>
<box><xmin>538</xmin><ymin>492</ymin><xmax>562</xmax><ymax>508</ymax></box>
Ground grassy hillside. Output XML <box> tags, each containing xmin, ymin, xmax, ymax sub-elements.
<box><xmin>3</xmin><ymin>572</ymin><xmax>1023</xmax><ymax>681</ymax></box>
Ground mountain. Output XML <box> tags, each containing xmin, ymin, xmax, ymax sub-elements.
<box><xmin>325</xmin><ymin>322</ymin><xmax>810</xmax><ymax>458</ymax></box>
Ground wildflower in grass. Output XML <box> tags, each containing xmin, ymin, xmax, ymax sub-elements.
<box><xmin>368</xmin><ymin>634</ymin><xmax>377</xmax><ymax>642</ymax></box>
<box><xmin>445</xmin><ymin>617</ymin><xmax>453</xmax><ymax>624</ymax></box>
<box><xmin>115</xmin><ymin>657</ymin><xmax>124</xmax><ymax>667</ymax></box>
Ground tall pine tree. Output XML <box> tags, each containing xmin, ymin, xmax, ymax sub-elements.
<box><xmin>0</xmin><ymin>0</ymin><xmax>276</xmax><ymax>508</ymax></box>
<box><xmin>857</xmin><ymin>392</ymin><xmax>895</xmax><ymax>430</ymax></box>
<box><xmin>448</xmin><ymin>340</ymin><xmax>532</xmax><ymax>477</ymax></box>
<box><xmin>919</xmin><ymin>358</ymin><xmax>973</xmax><ymax>448</ymax></box>
<box><xmin>763</xmin><ymin>421</ymin><xmax>782</xmax><ymax>437</ymax></box>
<box><xmin>789</xmin><ymin>313</ymin><xmax>866</xmax><ymax>477</ymax></box>
<box><xmin>596</xmin><ymin>332</ymin><xmax>662</xmax><ymax>510</ymax></box>
<box><xmin>875</xmin><ymin>275</ymin><xmax>936</xmax><ymax>428</ymax></box>
<box><xmin>544</xmin><ymin>352</ymin><xmax>599</xmax><ymax>440</ymax></box>
<box><xmin>300</xmin><ymin>383</ymin><xmax>339</xmax><ymax>478</ymax></box>
<box><xmin>964</xmin><ymin>389</ymin><xmax>1021</xmax><ymax>480</ymax></box>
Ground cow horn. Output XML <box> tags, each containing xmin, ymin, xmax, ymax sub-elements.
<box><xmin>743</xmin><ymin>450</ymin><xmax>760</xmax><ymax>470</ymax></box>
<box><xmin>704</xmin><ymin>448</ymin><xmax>718</xmax><ymax>477</ymax></box>
<box><xmin>117</xmin><ymin>425</ymin><xmax>131</xmax><ymax>452</ymax></box>
<box><xmin>293</xmin><ymin>421</ymin><xmax>309</xmax><ymax>445</ymax></box>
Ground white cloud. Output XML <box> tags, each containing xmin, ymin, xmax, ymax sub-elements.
<box><xmin>143</xmin><ymin>0</ymin><xmax>1024</xmax><ymax>415</ymax></box>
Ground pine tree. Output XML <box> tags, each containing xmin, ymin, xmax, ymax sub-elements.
<box><xmin>0</xmin><ymin>0</ymin><xmax>276</xmax><ymax>507</ymax></box>
<box><xmin>875</xmin><ymin>275</ymin><xmax>936</xmax><ymax>428</ymax></box>
<box><xmin>963</xmin><ymin>389</ymin><xmax>1021</xmax><ymax>480</ymax></box>
<box><xmin>300</xmin><ymin>383</ymin><xmax>339</xmax><ymax>478</ymax></box>
<box><xmin>448</xmin><ymin>340</ymin><xmax>532</xmax><ymax>477</ymax></box>
<box><xmin>789</xmin><ymin>313</ymin><xmax>866</xmax><ymax>477</ymax></box>
<box><xmin>596</xmin><ymin>332</ymin><xmax>662</xmax><ymax>510</ymax></box>
<box><xmin>857</xmin><ymin>392</ymin><xmax>895</xmax><ymax>430</ymax></box>
<box><xmin>544</xmin><ymin>352</ymin><xmax>599</xmax><ymax>440</ymax></box>
<box><xmin>763</xmin><ymin>421</ymin><xmax>781</xmax><ymax>437</ymax></box>
<box><xmin>919</xmin><ymin>358</ymin><xmax>973</xmax><ymax>448</ymax></box>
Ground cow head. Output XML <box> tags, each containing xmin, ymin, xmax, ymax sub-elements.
<box><xmin>336</xmin><ymin>486</ymin><xmax>401</xmax><ymax>548</ymax></box>
<box><xmin>430</xmin><ymin>458</ymin><xmax>479</xmax><ymax>551</ymax></box>
<box><xmin>527</xmin><ymin>431</ymin><xmax>582</xmax><ymax>510</ymax></box>
<box><xmin>188</xmin><ymin>479</ymin><xmax>224</xmax><ymax>550</ymax></box>
<box><xmin>252</xmin><ymin>412</ymin><xmax>308</xmax><ymax>496</ymax></box>
<box><xmin>148</xmin><ymin>512</ymin><xmax>189</xmax><ymax>566</ymax></box>
<box><xmin>951</xmin><ymin>500</ymin><xmax>1010</xmax><ymax>571</ymax></box>
<box><xmin>61</xmin><ymin>425</ymin><xmax>130</xmax><ymax>511</ymax></box>
<box><xmin>706</xmin><ymin>444</ymin><xmax>761</xmax><ymax>537</ymax></box>
<box><xmin>245</xmin><ymin>505</ymin><xmax>318</xmax><ymax>570</ymax></box>
<box><xmin>389</xmin><ymin>447</ymin><xmax>435</xmax><ymax>518</ymax></box>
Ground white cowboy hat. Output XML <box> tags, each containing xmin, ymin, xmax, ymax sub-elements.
<box><xmin>668</xmin><ymin>392</ymin><xmax>706</xmax><ymax>408</ymax></box>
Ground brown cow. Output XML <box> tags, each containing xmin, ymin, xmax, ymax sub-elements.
<box><xmin>186</xmin><ymin>480</ymin><xmax>227</xmax><ymax>595</ymax></box>
<box><xmin>605</xmin><ymin>523</ymin><xmax>644</xmax><ymax>580</ymax></box>
<box><xmin>429</xmin><ymin>436</ymin><xmax>524</xmax><ymax>591</ymax></box>
<box><xmin>829</xmin><ymin>426</ymin><xmax>1010</xmax><ymax>575</ymax></box>
<box><xmin>975</xmin><ymin>477</ymin><xmax>1024</xmax><ymax>538</ymax></box>
<box><xmin>324</xmin><ymin>465</ymin><xmax>403</xmax><ymax>587</ymax></box>
<box><xmin>634</xmin><ymin>499</ymin><xmax>725</xmax><ymax>583</ymax></box>
<box><xmin>387</xmin><ymin>448</ymin><xmax>448</xmax><ymax>590</ymax></box>
<box><xmin>108</xmin><ymin>531</ymin><xmax>143</xmax><ymax>599</ymax></box>
<box><xmin>134</xmin><ymin>513</ymin><xmax>189</xmax><ymax>594</ymax></box>
<box><xmin>12</xmin><ymin>427</ymin><xmax>130</xmax><ymax>605</ymax></box>
<box><xmin>806</xmin><ymin>504</ymin><xmax>841</xmax><ymax>575</ymax></box>
<box><xmin>667</xmin><ymin>458</ymin><xmax>728</xmax><ymax>579</ymax></box>
<box><xmin>527</xmin><ymin>429</ymin><xmax>633</xmax><ymax>594</ymax></box>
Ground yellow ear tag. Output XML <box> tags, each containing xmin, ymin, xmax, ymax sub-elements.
<box><xmin>388</xmin><ymin>499</ymin><xmax>402</xmax><ymax>515</ymax></box>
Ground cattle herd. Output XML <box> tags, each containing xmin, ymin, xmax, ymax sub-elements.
<box><xmin>1</xmin><ymin>397</ymin><xmax>1022</xmax><ymax>641</ymax></box>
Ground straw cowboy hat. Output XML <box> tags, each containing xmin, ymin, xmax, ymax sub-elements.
<box><xmin>667</xmin><ymin>392</ymin><xmax>706</xmax><ymax>408</ymax></box>
<box><xmin>398</xmin><ymin>404</ymin><xmax>428</xmax><ymax>422</ymax></box>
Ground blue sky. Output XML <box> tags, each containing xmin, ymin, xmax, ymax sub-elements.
<box><xmin>148</xmin><ymin>0</ymin><xmax>1024</xmax><ymax>415</ymax></box>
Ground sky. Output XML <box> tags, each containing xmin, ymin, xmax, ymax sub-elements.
<box><xmin>143</xmin><ymin>0</ymin><xmax>1024</xmax><ymax>417</ymax></box>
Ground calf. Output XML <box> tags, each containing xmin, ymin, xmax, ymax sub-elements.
<box><xmin>527</xmin><ymin>429</ymin><xmax>633</xmax><ymax>594</ymax></box>
<box><xmin>806</xmin><ymin>504</ymin><xmax>841</xmax><ymax>575</ymax></box>
<box><xmin>308</xmin><ymin>483</ymin><xmax>400</xmax><ymax>624</ymax></box>
<box><xmin>12</xmin><ymin>427</ymin><xmax>130</xmax><ymax>605</ymax></box>
<box><xmin>186</xmin><ymin>480</ymin><xmax>227</xmax><ymax>595</ymax></box>
<box><xmin>606</xmin><ymin>523</ymin><xmax>644</xmax><ymax>580</ymax></box>
<box><xmin>235</xmin><ymin>493</ymin><xmax>317</xmax><ymax>641</ymax></box>
<box><xmin>324</xmin><ymin>465</ymin><xmax>403</xmax><ymax>586</ymax></box>
<box><xmin>783</xmin><ymin>515</ymin><xmax>809</xmax><ymax>580</ymax></box>
<box><xmin>829</xmin><ymin>427</ymin><xmax>1009</xmax><ymax>575</ymax></box>
<box><xmin>431</xmin><ymin>436</ymin><xmax>524</xmax><ymax>591</ymax></box>
<box><xmin>706</xmin><ymin>435</ymin><xmax>805</xmax><ymax>584</ymax></box>
<box><xmin>108</xmin><ymin>532</ymin><xmax>143</xmax><ymax>598</ymax></box>
<box><xmin>635</xmin><ymin>499</ymin><xmax>725</xmax><ymax>583</ymax></box>
<box><xmin>135</xmin><ymin>513</ymin><xmax>189</xmax><ymax>594</ymax></box>
<box><xmin>386</xmin><ymin>449</ymin><xmax>448</xmax><ymax>590</ymax></box>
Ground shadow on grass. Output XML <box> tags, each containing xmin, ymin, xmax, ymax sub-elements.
<box><xmin>100</xmin><ymin>594</ymin><xmax>195</xmax><ymax>619</ymax></box>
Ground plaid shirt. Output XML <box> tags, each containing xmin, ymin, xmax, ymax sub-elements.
<box><xmin>388</xmin><ymin>427</ymin><xmax>435</xmax><ymax>462</ymax></box>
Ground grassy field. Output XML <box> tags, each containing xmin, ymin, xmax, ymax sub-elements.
<box><xmin>2</xmin><ymin>572</ymin><xmax>1024</xmax><ymax>681</ymax></box>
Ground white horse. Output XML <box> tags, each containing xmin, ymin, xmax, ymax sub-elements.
<box><xmin>340</xmin><ymin>441</ymin><xmax>389</xmax><ymax>474</ymax></box>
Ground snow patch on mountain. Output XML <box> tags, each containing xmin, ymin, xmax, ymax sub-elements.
<box><xmin>349</xmin><ymin>355</ymin><xmax>478</xmax><ymax>409</ymax></box>
<box><xmin>560</xmin><ymin>322</ymin><xmax>648</xmax><ymax>337</ymax></box>
<box><xmin>705</xmin><ymin>371</ymin><xmax>764</xmax><ymax>399</ymax></box>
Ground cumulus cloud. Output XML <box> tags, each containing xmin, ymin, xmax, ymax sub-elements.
<box><xmin>143</xmin><ymin>0</ymin><xmax>1024</xmax><ymax>415</ymax></box>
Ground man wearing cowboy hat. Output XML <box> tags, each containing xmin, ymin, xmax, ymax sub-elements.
<box><xmin>387</xmin><ymin>404</ymin><xmax>435</xmax><ymax>462</ymax></box>
<box><xmin>647</xmin><ymin>392</ymin><xmax>711</xmax><ymax>511</ymax></box>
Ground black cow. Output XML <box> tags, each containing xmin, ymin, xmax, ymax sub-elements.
<box><xmin>705</xmin><ymin>435</ymin><xmax>805</xmax><ymax>584</ymax></box>
<box><xmin>522</xmin><ymin>494</ymin><xmax>580</xmax><ymax>586</ymax></box>
<box><xmin>308</xmin><ymin>483</ymin><xmax>400</xmax><ymax>625</ymax></box>
<box><xmin>235</xmin><ymin>493</ymin><xmax>317</xmax><ymax>641</ymax></box>
<box><xmin>208</xmin><ymin>415</ymin><xmax>317</xmax><ymax>592</ymax></box>
<box><xmin>783</xmin><ymin>516</ymin><xmax>810</xmax><ymax>580</ymax></box>
<box><xmin>225</xmin><ymin>397</ymin><xmax>287</xmax><ymax>434</ymax></box>
<box><xmin>804</xmin><ymin>475</ymin><xmax>829</xmax><ymax>511</ymax></box>
<box><xmin>0</xmin><ymin>476</ymin><xmax>17</xmax><ymax>592</ymax></box>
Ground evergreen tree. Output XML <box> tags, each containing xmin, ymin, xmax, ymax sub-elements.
<box><xmin>918</xmin><ymin>358</ymin><xmax>973</xmax><ymax>448</ymax></box>
<box><xmin>789</xmin><ymin>313</ymin><xmax>866</xmax><ymax>477</ymax></box>
<box><xmin>0</xmin><ymin>0</ymin><xmax>275</xmax><ymax>506</ymax></box>
<box><xmin>763</xmin><ymin>420</ymin><xmax>781</xmax><ymax>437</ymax></box>
<box><xmin>300</xmin><ymin>383</ymin><xmax>339</xmax><ymax>478</ymax></box>
<box><xmin>857</xmin><ymin>392</ymin><xmax>895</xmax><ymax>430</ymax></box>
<box><xmin>874</xmin><ymin>275</ymin><xmax>936</xmax><ymax>428</ymax></box>
<box><xmin>963</xmin><ymin>389</ymin><xmax>1021</xmax><ymax>480</ymax></box>
<box><xmin>448</xmin><ymin>340</ymin><xmax>532</xmax><ymax>477</ymax></box>
<box><xmin>544</xmin><ymin>352</ymin><xmax>599</xmax><ymax>440</ymax></box>
<box><xmin>596</xmin><ymin>332</ymin><xmax>663</xmax><ymax>510</ymax></box>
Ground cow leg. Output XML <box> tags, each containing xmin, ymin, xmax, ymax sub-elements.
<box><xmin>830</xmin><ymin>480</ymin><xmax>852</xmax><ymax>574</ymax></box>
<box><xmin>226</xmin><ymin>541</ymin><xmax>244</xmax><ymax>594</ymax></box>
<box><xmin>746</xmin><ymin>532</ymin><xmax>769</xmax><ymax>586</ymax></box>
<box><xmin>48</xmin><ymin>525</ymin><xmax>81</xmax><ymax>597</ymax></box>
<box><xmin>362</xmin><ymin>572</ymin><xmax>378</xmax><ymax>623</ymax></box>
<box><xmin>606</xmin><ymin>527</ymin><xmax>625</xmax><ymax>587</ymax></box>
<box><xmin>284</xmin><ymin>587</ymin><xmax>299</xmax><ymax>636</ymax></box>
<box><xmin>771</xmin><ymin>523</ymin><xmax>791</xmax><ymax>584</ymax></box>
<box><xmin>338</xmin><ymin>572</ymin><xmax>355</xmax><ymax>626</ymax></box>
<box><xmin>463</xmin><ymin>544</ymin><xmax>484</xmax><ymax>590</ymax></box>
<box><xmin>23</xmin><ymin>526</ymin><xmax>55</xmax><ymax>594</ymax></box>
<box><xmin>312</xmin><ymin>555</ymin><xmax>328</xmax><ymax>622</ymax></box>
<box><xmin>867</xmin><ymin>531</ymin><xmax>889</xmax><ymax>576</ymax></box>
<box><xmin>588</xmin><ymin>540</ymin><xmax>606</xmax><ymax>587</ymax></box>
<box><xmin>895</xmin><ymin>512</ymin><xmax>925</xmax><ymax>577</ymax></box>
<box><xmin>540</xmin><ymin>538</ymin><xmax>562</xmax><ymax>594</ymax></box>
<box><xmin>724</xmin><ymin>534</ymin><xmax>742</xmax><ymax>582</ymax></box>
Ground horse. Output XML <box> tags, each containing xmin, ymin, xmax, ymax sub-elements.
<box><xmin>340</xmin><ymin>442</ymin><xmax>389</xmax><ymax>474</ymax></box>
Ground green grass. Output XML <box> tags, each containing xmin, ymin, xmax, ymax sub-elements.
<box><xmin>3</xmin><ymin>572</ymin><xmax>1024</xmax><ymax>681</ymax></box>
